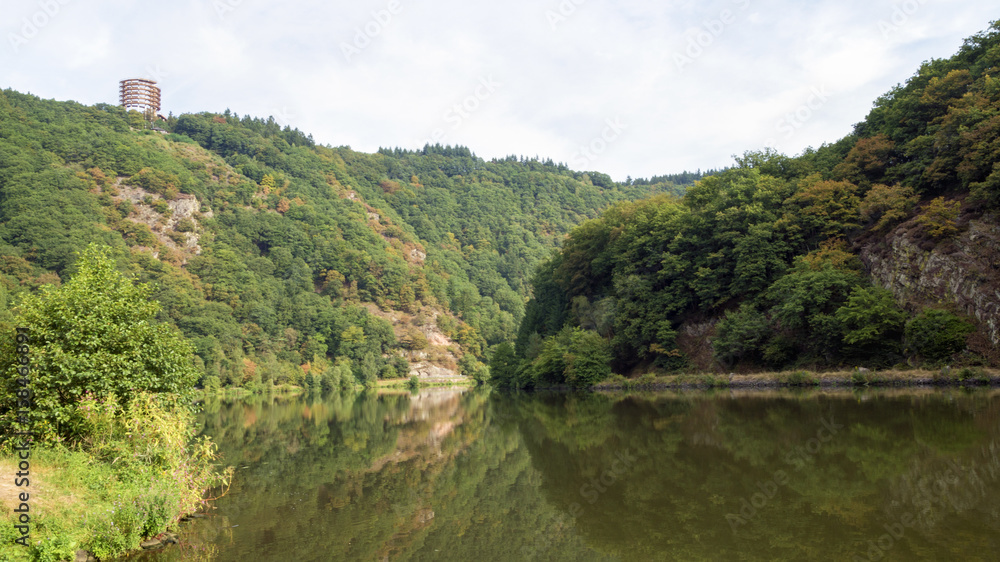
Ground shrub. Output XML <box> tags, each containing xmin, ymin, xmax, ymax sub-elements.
<box><xmin>713</xmin><ymin>304</ymin><xmax>769</xmax><ymax>367</ymax></box>
<box><xmin>0</xmin><ymin>244</ymin><xmax>199</xmax><ymax>442</ymax></box>
<box><xmin>69</xmin><ymin>392</ymin><xmax>231</xmax><ymax>557</ymax></box>
<box><xmin>784</xmin><ymin>371</ymin><xmax>818</xmax><ymax>386</ymax></box>
<box><xmin>203</xmin><ymin>375</ymin><xmax>221</xmax><ymax>393</ymax></box>
<box><xmin>488</xmin><ymin>342</ymin><xmax>519</xmax><ymax>389</ymax></box>
<box><xmin>904</xmin><ymin>309</ymin><xmax>974</xmax><ymax>363</ymax></box>
<box><xmin>175</xmin><ymin>217</ymin><xmax>196</xmax><ymax>232</ymax></box>
<box><xmin>956</xmin><ymin>367</ymin><xmax>988</xmax><ymax>383</ymax></box>
<box><xmin>835</xmin><ymin>286</ymin><xmax>907</xmax><ymax>364</ymax></box>
<box><xmin>151</xmin><ymin>198</ymin><xmax>171</xmax><ymax>216</ymax></box>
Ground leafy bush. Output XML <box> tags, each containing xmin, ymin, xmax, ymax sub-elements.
<box><xmin>784</xmin><ymin>371</ymin><xmax>818</xmax><ymax>386</ymax></box>
<box><xmin>488</xmin><ymin>342</ymin><xmax>519</xmax><ymax>389</ymax></box>
<box><xmin>526</xmin><ymin>327</ymin><xmax>611</xmax><ymax>389</ymax></box>
<box><xmin>904</xmin><ymin>309</ymin><xmax>974</xmax><ymax>363</ymax></box>
<box><xmin>203</xmin><ymin>375</ymin><xmax>221</xmax><ymax>393</ymax></box>
<box><xmin>0</xmin><ymin>244</ymin><xmax>199</xmax><ymax>442</ymax></box>
<box><xmin>713</xmin><ymin>304</ymin><xmax>769</xmax><ymax>367</ymax></box>
<box><xmin>851</xmin><ymin>369</ymin><xmax>871</xmax><ymax>386</ymax></box>
<box><xmin>175</xmin><ymin>218</ymin><xmax>196</xmax><ymax>232</ymax></box>
<box><xmin>956</xmin><ymin>366</ymin><xmax>988</xmax><ymax>383</ymax></box>
<box><xmin>151</xmin><ymin>198</ymin><xmax>171</xmax><ymax>215</ymax></box>
<box><xmin>73</xmin><ymin>392</ymin><xmax>230</xmax><ymax>558</ymax></box>
<box><xmin>835</xmin><ymin>285</ymin><xmax>907</xmax><ymax>364</ymax></box>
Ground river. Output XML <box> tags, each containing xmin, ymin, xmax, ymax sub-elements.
<box><xmin>130</xmin><ymin>387</ymin><xmax>1000</xmax><ymax>561</ymax></box>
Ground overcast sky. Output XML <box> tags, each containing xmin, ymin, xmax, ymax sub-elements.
<box><xmin>1</xmin><ymin>1</ymin><xmax>996</xmax><ymax>180</ymax></box>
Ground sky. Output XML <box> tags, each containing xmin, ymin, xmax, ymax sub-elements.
<box><xmin>1</xmin><ymin>0</ymin><xmax>996</xmax><ymax>181</ymax></box>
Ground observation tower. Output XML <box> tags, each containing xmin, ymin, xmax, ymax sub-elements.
<box><xmin>119</xmin><ymin>78</ymin><xmax>162</xmax><ymax>119</ymax></box>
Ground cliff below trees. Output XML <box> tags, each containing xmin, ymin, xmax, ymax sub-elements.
<box><xmin>861</xmin><ymin>208</ymin><xmax>1000</xmax><ymax>361</ymax></box>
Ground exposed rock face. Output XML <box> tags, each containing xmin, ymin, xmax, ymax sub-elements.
<box><xmin>408</xmin><ymin>362</ymin><xmax>463</xmax><ymax>379</ymax></box>
<box><xmin>860</xmin><ymin>215</ymin><xmax>1000</xmax><ymax>348</ymax></box>
<box><xmin>115</xmin><ymin>182</ymin><xmax>206</xmax><ymax>258</ymax></box>
<box><xmin>677</xmin><ymin>318</ymin><xmax>718</xmax><ymax>371</ymax></box>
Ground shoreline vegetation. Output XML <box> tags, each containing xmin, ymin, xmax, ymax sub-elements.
<box><xmin>590</xmin><ymin>367</ymin><xmax>1000</xmax><ymax>391</ymax></box>
<box><xmin>0</xmin><ymin>392</ymin><xmax>232</xmax><ymax>562</ymax></box>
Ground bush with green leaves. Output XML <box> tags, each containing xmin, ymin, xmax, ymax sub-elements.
<box><xmin>1</xmin><ymin>244</ymin><xmax>199</xmax><ymax>442</ymax></box>
<box><xmin>203</xmin><ymin>374</ymin><xmax>221</xmax><ymax>393</ymax></box>
<box><xmin>713</xmin><ymin>303</ymin><xmax>769</xmax><ymax>368</ymax></box>
<box><xmin>904</xmin><ymin>309</ymin><xmax>974</xmax><ymax>363</ymax></box>
<box><xmin>458</xmin><ymin>354</ymin><xmax>489</xmax><ymax>385</ymax></box>
<box><xmin>526</xmin><ymin>327</ymin><xmax>611</xmax><ymax>388</ymax></box>
<box><xmin>835</xmin><ymin>285</ymin><xmax>907</xmax><ymax>363</ymax></box>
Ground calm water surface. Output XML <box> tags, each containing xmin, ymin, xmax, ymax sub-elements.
<box><xmin>131</xmin><ymin>387</ymin><xmax>1000</xmax><ymax>561</ymax></box>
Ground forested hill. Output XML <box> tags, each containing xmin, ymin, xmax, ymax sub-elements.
<box><xmin>0</xmin><ymin>90</ymin><xmax>693</xmax><ymax>387</ymax></box>
<box><xmin>501</xmin><ymin>22</ymin><xmax>1000</xmax><ymax>388</ymax></box>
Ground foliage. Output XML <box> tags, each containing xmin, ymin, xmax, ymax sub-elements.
<box><xmin>859</xmin><ymin>183</ymin><xmax>918</xmax><ymax>230</ymax></box>
<box><xmin>0</xmin><ymin>87</ymin><xmax>685</xmax><ymax>395</ymax></box>
<box><xmin>0</xmin><ymin>244</ymin><xmax>199</xmax><ymax>441</ymax></box>
<box><xmin>488</xmin><ymin>342</ymin><xmax>520</xmax><ymax>389</ymax></box>
<box><xmin>514</xmin><ymin>22</ymin><xmax>1000</xmax><ymax>375</ymax></box>
<box><xmin>459</xmin><ymin>354</ymin><xmax>490</xmax><ymax>385</ymax></box>
<box><xmin>914</xmin><ymin>197</ymin><xmax>961</xmax><ymax>238</ymax></box>
<box><xmin>713</xmin><ymin>304</ymin><xmax>770</xmax><ymax>368</ymax></box>
<box><xmin>525</xmin><ymin>327</ymin><xmax>611</xmax><ymax>388</ymax></box>
<box><xmin>904</xmin><ymin>309</ymin><xmax>975</xmax><ymax>363</ymax></box>
<box><xmin>835</xmin><ymin>286</ymin><xmax>907</xmax><ymax>360</ymax></box>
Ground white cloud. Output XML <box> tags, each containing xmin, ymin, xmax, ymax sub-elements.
<box><xmin>0</xmin><ymin>0</ymin><xmax>995</xmax><ymax>180</ymax></box>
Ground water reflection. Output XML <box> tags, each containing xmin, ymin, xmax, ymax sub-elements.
<box><xmin>129</xmin><ymin>388</ymin><xmax>1000</xmax><ymax>561</ymax></box>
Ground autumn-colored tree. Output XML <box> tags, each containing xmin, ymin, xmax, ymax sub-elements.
<box><xmin>260</xmin><ymin>173</ymin><xmax>276</xmax><ymax>195</ymax></box>
<box><xmin>783</xmin><ymin>174</ymin><xmax>861</xmax><ymax>240</ymax></box>
<box><xmin>914</xmin><ymin>197</ymin><xmax>961</xmax><ymax>238</ymax></box>
<box><xmin>832</xmin><ymin>134</ymin><xmax>897</xmax><ymax>188</ymax></box>
<box><xmin>859</xmin><ymin>183</ymin><xmax>918</xmax><ymax>231</ymax></box>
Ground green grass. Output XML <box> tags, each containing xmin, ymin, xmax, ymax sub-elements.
<box><xmin>1</xmin><ymin>393</ymin><xmax>232</xmax><ymax>561</ymax></box>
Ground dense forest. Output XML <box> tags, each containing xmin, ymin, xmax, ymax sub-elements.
<box><xmin>2</xmin><ymin>23</ymin><xmax>1000</xmax><ymax>394</ymax></box>
<box><xmin>0</xmin><ymin>88</ymin><xmax>694</xmax><ymax>392</ymax></box>
<box><xmin>496</xmin><ymin>22</ymin><xmax>1000</xmax><ymax>388</ymax></box>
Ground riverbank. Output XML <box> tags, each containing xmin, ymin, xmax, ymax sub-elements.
<box><xmin>592</xmin><ymin>367</ymin><xmax>1000</xmax><ymax>391</ymax></box>
<box><xmin>0</xmin><ymin>393</ymin><xmax>231</xmax><ymax>562</ymax></box>
<box><xmin>377</xmin><ymin>377</ymin><xmax>475</xmax><ymax>390</ymax></box>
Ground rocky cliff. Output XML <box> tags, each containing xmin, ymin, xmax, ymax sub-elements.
<box><xmin>860</xmin><ymin>211</ymin><xmax>1000</xmax><ymax>359</ymax></box>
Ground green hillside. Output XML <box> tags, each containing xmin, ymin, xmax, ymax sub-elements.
<box><xmin>0</xmin><ymin>92</ymin><xmax>690</xmax><ymax>389</ymax></box>
<box><xmin>502</xmin><ymin>22</ymin><xmax>1000</xmax><ymax>388</ymax></box>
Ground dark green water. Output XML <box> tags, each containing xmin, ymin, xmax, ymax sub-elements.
<box><xmin>133</xmin><ymin>388</ymin><xmax>1000</xmax><ymax>561</ymax></box>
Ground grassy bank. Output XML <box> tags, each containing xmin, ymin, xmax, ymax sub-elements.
<box><xmin>377</xmin><ymin>376</ymin><xmax>475</xmax><ymax>390</ymax></box>
<box><xmin>1</xmin><ymin>393</ymin><xmax>232</xmax><ymax>562</ymax></box>
<box><xmin>593</xmin><ymin>367</ymin><xmax>1000</xmax><ymax>391</ymax></box>
<box><xmin>194</xmin><ymin>383</ymin><xmax>305</xmax><ymax>400</ymax></box>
